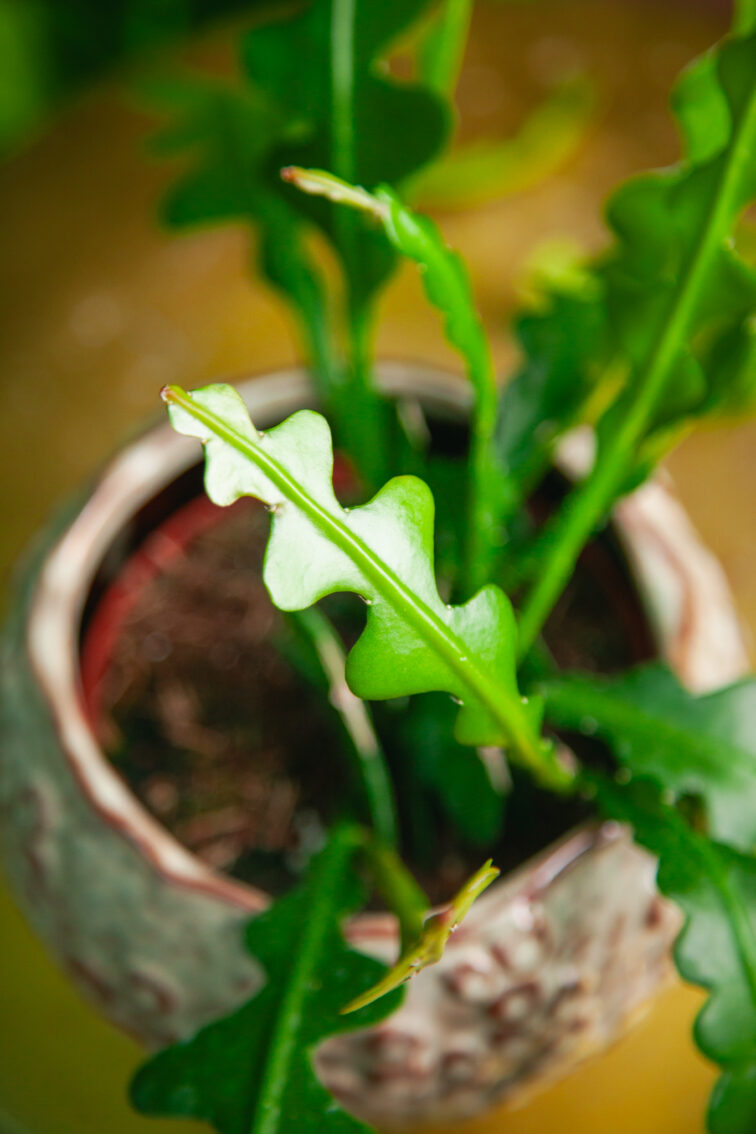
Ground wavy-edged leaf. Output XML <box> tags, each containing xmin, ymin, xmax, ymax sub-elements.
<box><xmin>163</xmin><ymin>381</ymin><xmax>572</xmax><ymax>793</ymax></box>
<box><xmin>541</xmin><ymin>665</ymin><xmax>756</xmax><ymax>852</ymax></box>
<box><xmin>599</xmin><ymin>29</ymin><xmax>756</xmax><ymax>440</ymax></box>
<box><xmin>517</xmin><ymin>24</ymin><xmax>756</xmax><ymax>657</ymax></box>
<box><xmin>593</xmin><ymin>777</ymin><xmax>756</xmax><ymax>1134</ymax></box>
<box><xmin>343</xmin><ymin>858</ymin><xmax>499</xmax><ymax>1013</ymax></box>
<box><xmin>131</xmin><ymin>825</ymin><xmax>400</xmax><ymax>1134</ymax></box>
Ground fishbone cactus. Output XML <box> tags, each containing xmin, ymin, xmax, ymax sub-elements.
<box><xmin>163</xmin><ymin>382</ymin><xmax>572</xmax><ymax>792</ymax></box>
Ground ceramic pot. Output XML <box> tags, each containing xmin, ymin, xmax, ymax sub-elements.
<box><xmin>0</xmin><ymin>364</ymin><xmax>747</xmax><ymax>1127</ymax></box>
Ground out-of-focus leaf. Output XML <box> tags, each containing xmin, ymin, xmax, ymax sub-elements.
<box><xmin>387</xmin><ymin>692</ymin><xmax>506</xmax><ymax>847</ymax></box>
<box><xmin>541</xmin><ymin>665</ymin><xmax>756</xmax><ymax>851</ymax></box>
<box><xmin>593</xmin><ymin>776</ymin><xmax>756</xmax><ymax>1134</ymax></box>
<box><xmin>413</xmin><ymin>76</ymin><xmax>595</xmax><ymax>210</ymax></box>
<box><xmin>241</xmin><ymin>0</ymin><xmax>449</xmax><ymax>308</ymax></box>
<box><xmin>516</xmin><ymin>25</ymin><xmax>756</xmax><ymax>657</ymax></box>
<box><xmin>598</xmin><ymin>30</ymin><xmax>756</xmax><ymax>445</ymax></box>
<box><xmin>131</xmin><ymin>825</ymin><xmax>400</xmax><ymax>1134</ymax></box>
<box><xmin>146</xmin><ymin>73</ymin><xmax>336</xmax><ymax>393</ymax></box>
<box><xmin>418</xmin><ymin>0</ymin><xmax>472</xmax><ymax>97</ymax></box>
<box><xmin>0</xmin><ymin>0</ymin><xmax>271</xmax><ymax>153</ymax></box>
<box><xmin>699</xmin><ymin>317</ymin><xmax>756</xmax><ymax>417</ymax></box>
<box><xmin>495</xmin><ymin>281</ymin><xmax>608</xmax><ymax>520</ymax></box>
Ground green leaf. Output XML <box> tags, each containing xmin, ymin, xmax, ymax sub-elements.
<box><xmin>342</xmin><ymin>858</ymin><xmax>499</xmax><ymax>1013</ymax></box>
<box><xmin>162</xmin><ymin>381</ymin><xmax>572</xmax><ymax>794</ymax></box>
<box><xmin>384</xmin><ymin>693</ymin><xmax>506</xmax><ymax>847</ymax></box>
<box><xmin>282</xmin><ymin>167</ymin><xmax>501</xmax><ymax>590</ymax></box>
<box><xmin>517</xmin><ymin>24</ymin><xmax>756</xmax><ymax>657</ymax></box>
<box><xmin>698</xmin><ymin>316</ymin><xmax>756</xmax><ymax>418</ymax></box>
<box><xmin>242</xmin><ymin>0</ymin><xmax>449</xmax><ymax>308</ymax></box>
<box><xmin>495</xmin><ymin>280</ymin><xmax>608</xmax><ymax>523</ymax></box>
<box><xmin>541</xmin><ymin>665</ymin><xmax>756</xmax><ymax>851</ymax></box>
<box><xmin>358</xmin><ymin>836</ymin><xmax>428</xmax><ymax>954</ymax></box>
<box><xmin>417</xmin><ymin>0</ymin><xmax>472</xmax><ymax>97</ymax></box>
<box><xmin>413</xmin><ymin>76</ymin><xmax>596</xmax><ymax>210</ymax></box>
<box><xmin>592</xmin><ymin>777</ymin><xmax>756</xmax><ymax>1134</ymax></box>
<box><xmin>599</xmin><ymin>30</ymin><xmax>756</xmax><ymax>441</ymax></box>
<box><xmin>145</xmin><ymin>1</ymin><xmax>450</xmax><ymax>486</ymax></box>
<box><xmin>131</xmin><ymin>825</ymin><xmax>399</xmax><ymax>1134</ymax></box>
<box><xmin>145</xmin><ymin>73</ymin><xmax>336</xmax><ymax>398</ymax></box>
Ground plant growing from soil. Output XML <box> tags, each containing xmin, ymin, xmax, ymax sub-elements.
<box><xmin>128</xmin><ymin>3</ymin><xmax>756</xmax><ymax>1133</ymax></box>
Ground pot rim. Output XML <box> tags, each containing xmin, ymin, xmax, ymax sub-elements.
<box><xmin>25</xmin><ymin>362</ymin><xmax>748</xmax><ymax>936</ymax></box>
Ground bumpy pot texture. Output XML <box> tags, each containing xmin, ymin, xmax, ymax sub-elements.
<box><xmin>0</xmin><ymin>364</ymin><xmax>748</xmax><ymax>1126</ymax></box>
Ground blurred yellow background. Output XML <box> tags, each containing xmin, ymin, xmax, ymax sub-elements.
<box><xmin>0</xmin><ymin>1</ymin><xmax>752</xmax><ymax>1131</ymax></box>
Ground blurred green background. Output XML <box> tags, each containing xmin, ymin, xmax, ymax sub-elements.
<box><xmin>1</xmin><ymin>1</ymin><xmax>752</xmax><ymax>1132</ymax></box>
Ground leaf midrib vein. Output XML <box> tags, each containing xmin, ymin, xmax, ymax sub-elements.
<box><xmin>250</xmin><ymin>826</ymin><xmax>357</xmax><ymax>1134</ymax></box>
<box><xmin>170</xmin><ymin>387</ymin><xmax>552</xmax><ymax>779</ymax></box>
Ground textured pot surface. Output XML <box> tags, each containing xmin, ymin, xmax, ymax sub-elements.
<box><xmin>0</xmin><ymin>365</ymin><xmax>748</xmax><ymax>1124</ymax></box>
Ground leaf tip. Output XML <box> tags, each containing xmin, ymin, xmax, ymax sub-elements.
<box><xmin>161</xmin><ymin>384</ymin><xmax>184</xmax><ymax>406</ymax></box>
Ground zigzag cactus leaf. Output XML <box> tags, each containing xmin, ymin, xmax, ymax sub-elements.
<box><xmin>540</xmin><ymin>664</ymin><xmax>756</xmax><ymax>851</ymax></box>
<box><xmin>131</xmin><ymin>825</ymin><xmax>401</xmax><ymax>1134</ymax></box>
<box><xmin>593</xmin><ymin>777</ymin><xmax>756</xmax><ymax>1134</ymax></box>
<box><xmin>164</xmin><ymin>382</ymin><xmax>571</xmax><ymax>792</ymax></box>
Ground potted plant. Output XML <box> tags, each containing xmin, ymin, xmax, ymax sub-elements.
<box><xmin>2</xmin><ymin>2</ymin><xmax>756</xmax><ymax>1133</ymax></box>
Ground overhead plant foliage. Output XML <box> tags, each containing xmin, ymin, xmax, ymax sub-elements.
<box><xmin>130</xmin><ymin>6</ymin><xmax>756</xmax><ymax>1134</ymax></box>
<box><xmin>145</xmin><ymin>0</ymin><xmax>450</xmax><ymax>485</ymax></box>
<box><xmin>0</xmin><ymin>0</ymin><xmax>276</xmax><ymax>154</ymax></box>
<box><xmin>514</xmin><ymin>18</ymin><xmax>756</xmax><ymax>653</ymax></box>
<box><xmin>540</xmin><ymin>666</ymin><xmax>756</xmax><ymax>851</ymax></box>
<box><xmin>591</xmin><ymin>777</ymin><xmax>756</xmax><ymax>1134</ymax></box>
<box><xmin>161</xmin><ymin>380</ymin><xmax>571</xmax><ymax>793</ymax></box>
<box><xmin>142</xmin><ymin>0</ymin><xmax>595</xmax><ymax>489</ymax></box>
<box><xmin>132</xmin><ymin>826</ymin><xmax>403</xmax><ymax>1134</ymax></box>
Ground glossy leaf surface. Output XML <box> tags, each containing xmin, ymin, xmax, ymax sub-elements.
<box><xmin>282</xmin><ymin>167</ymin><xmax>503</xmax><ymax>589</ymax></box>
<box><xmin>541</xmin><ymin>665</ymin><xmax>756</xmax><ymax>851</ymax></box>
<box><xmin>162</xmin><ymin>382</ymin><xmax>571</xmax><ymax>792</ymax></box>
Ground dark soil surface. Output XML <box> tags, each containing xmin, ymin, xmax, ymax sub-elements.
<box><xmin>85</xmin><ymin>468</ymin><xmax>654</xmax><ymax>904</ymax></box>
